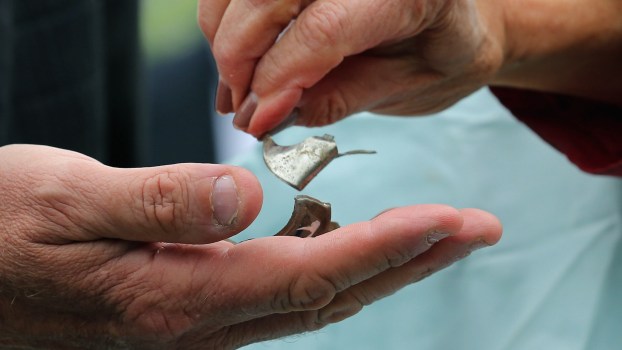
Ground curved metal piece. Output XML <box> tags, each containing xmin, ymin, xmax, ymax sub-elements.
<box><xmin>274</xmin><ymin>195</ymin><xmax>340</xmax><ymax>238</ymax></box>
<box><xmin>263</xmin><ymin>134</ymin><xmax>375</xmax><ymax>191</ymax></box>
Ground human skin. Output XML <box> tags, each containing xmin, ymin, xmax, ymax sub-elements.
<box><xmin>200</xmin><ymin>0</ymin><xmax>622</xmax><ymax>138</ymax></box>
<box><xmin>0</xmin><ymin>144</ymin><xmax>501</xmax><ymax>349</ymax></box>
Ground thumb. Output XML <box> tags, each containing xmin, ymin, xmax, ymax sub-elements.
<box><xmin>2</xmin><ymin>145</ymin><xmax>262</xmax><ymax>244</ymax></box>
<box><xmin>83</xmin><ymin>163</ymin><xmax>263</xmax><ymax>244</ymax></box>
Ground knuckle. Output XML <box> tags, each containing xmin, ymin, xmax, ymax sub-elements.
<box><xmin>211</xmin><ymin>40</ymin><xmax>230</xmax><ymax>63</ymax></box>
<box><xmin>211</xmin><ymin>43</ymin><xmax>237</xmax><ymax>71</ymax></box>
<box><xmin>413</xmin><ymin>265</ymin><xmax>436</xmax><ymax>283</ymax></box>
<box><xmin>298</xmin><ymin>1</ymin><xmax>348</xmax><ymax>51</ymax></box>
<box><xmin>349</xmin><ymin>289</ymin><xmax>373</xmax><ymax>308</ymax></box>
<box><xmin>296</xmin><ymin>310</ymin><xmax>330</xmax><ymax>333</ymax></box>
<box><xmin>298</xmin><ymin>86</ymin><xmax>359</xmax><ymax>126</ymax></box>
<box><xmin>303</xmin><ymin>89</ymin><xmax>350</xmax><ymax>126</ymax></box>
<box><xmin>282</xmin><ymin>272</ymin><xmax>340</xmax><ymax>311</ymax></box>
<box><xmin>312</xmin><ymin>292</ymin><xmax>366</xmax><ymax>327</ymax></box>
<box><xmin>470</xmin><ymin>42</ymin><xmax>503</xmax><ymax>78</ymax></box>
<box><xmin>382</xmin><ymin>246</ymin><xmax>413</xmax><ymax>268</ymax></box>
<box><xmin>212</xmin><ymin>47</ymin><xmax>246</xmax><ymax>85</ymax></box>
<box><xmin>252</xmin><ymin>53</ymin><xmax>283</xmax><ymax>91</ymax></box>
<box><xmin>140</xmin><ymin>171</ymin><xmax>190</xmax><ymax>234</ymax></box>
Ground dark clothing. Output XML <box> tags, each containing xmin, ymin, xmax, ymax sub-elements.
<box><xmin>145</xmin><ymin>45</ymin><xmax>218</xmax><ymax>167</ymax></box>
<box><xmin>0</xmin><ymin>0</ymin><xmax>144</xmax><ymax>167</ymax></box>
<box><xmin>491</xmin><ymin>87</ymin><xmax>622</xmax><ymax>176</ymax></box>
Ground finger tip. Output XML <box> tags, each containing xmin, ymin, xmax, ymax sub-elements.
<box><xmin>246</xmin><ymin>88</ymin><xmax>302</xmax><ymax>137</ymax></box>
<box><xmin>215</xmin><ymin>79</ymin><xmax>234</xmax><ymax>114</ymax></box>
<box><xmin>458</xmin><ymin>208</ymin><xmax>503</xmax><ymax>245</ymax></box>
<box><xmin>188</xmin><ymin>164</ymin><xmax>263</xmax><ymax>242</ymax></box>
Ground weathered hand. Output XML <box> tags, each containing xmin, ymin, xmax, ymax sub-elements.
<box><xmin>0</xmin><ymin>144</ymin><xmax>501</xmax><ymax>349</ymax></box>
<box><xmin>200</xmin><ymin>0</ymin><xmax>505</xmax><ymax>137</ymax></box>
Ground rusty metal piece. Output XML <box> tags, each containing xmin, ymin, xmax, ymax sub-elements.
<box><xmin>263</xmin><ymin>134</ymin><xmax>375</xmax><ymax>191</ymax></box>
<box><xmin>274</xmin><ymin>195</ymin><xmax>340</xmax><ymax>238</ymax></box>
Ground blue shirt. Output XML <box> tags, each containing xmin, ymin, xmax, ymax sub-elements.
<box><xmin>233</xmin><ymin>89</ymin><xmax>622</xmax><ymax>350</ymax></box>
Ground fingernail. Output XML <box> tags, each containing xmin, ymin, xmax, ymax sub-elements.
<box><xmin>212</xmin><ymin>175</ymin><xmax>239</xmax><ymax>226</ymax></box>
<box><xmin>425</xmin><ymin>230</ymin><xmax>451</xmax><ymax>245</ymax></box>
<box><xmin>233</xmin><ymin>92</ymin><xmax>257</xmax><ymax>130</ymax></box>
<box><xmin>215</xmin><ymin>79</ymin><xmax>233</xmax><ymax>115</ymax></box>
<box><xmin>258</xmin><ymin>108</ymin><xmax>299</xmax><ymax>141</ymax></box>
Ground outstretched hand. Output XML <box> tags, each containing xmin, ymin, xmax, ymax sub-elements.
<box><xmin>200</xmin><ymin>0</ymin><xmax>505</xmax><ymax>138</ymax></box>
<box><xmin>0</xmin><ymin>145</ymin><xmax>501</xmax><ymax>349</ymax></box>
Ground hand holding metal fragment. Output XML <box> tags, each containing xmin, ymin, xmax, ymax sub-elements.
<box><xmin>274</xmin><ymin>195</ymin><xmax>340</xmax><ymax>237</ymax></box>
<box><xmin>263</xmin><ymin>134</ymin><xmax>375</xmax><ymax>191</ymax></box>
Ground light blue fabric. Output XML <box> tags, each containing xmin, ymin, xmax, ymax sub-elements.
<box><xmin>229</xmin><ymin>89</ymin><xmax>622</xmax><ymax>350</ymax></box>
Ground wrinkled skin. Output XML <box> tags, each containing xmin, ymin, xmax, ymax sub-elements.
<box><xmin>0</xmin><ymin>144</ymin><xmax>501</xmax><ymax>349</ymax></box>
<box><xmin>202</xmin><ymin>0</ymin><xmax>622</xmax><ymax>138</ymax></box>
<box><xmin>200</xmin><ymin>0</ymin><xmax>505</xmax><ymax>137</ymax></box>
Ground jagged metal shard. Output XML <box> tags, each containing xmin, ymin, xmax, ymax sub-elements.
<box><xmin>274</xmin><ymin>195</ymin><xmax>340</xmax><ymax>238</ymax></box>
<box><xmin>263</xmin><ymin>134</ymin><xmax>375</xmax><ymax>191</ymax></box>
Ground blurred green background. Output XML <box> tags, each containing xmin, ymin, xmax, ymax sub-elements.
<box><xmin>139</xmin><ymin>0</ymin><xmax>218</xmax><ymax>166</ymax></box>
<box><xmin>139</xmin><ymin>0</ymin><xmax>256</xmax><ymax>165</ymax></box>
<box><xmin>141</xmin><ymin>0</ymin><xmax>204</xmax><ymax>65</ymax></box>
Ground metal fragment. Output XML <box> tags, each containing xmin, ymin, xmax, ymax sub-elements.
<box><xmin>263</xmin><ymin>134</ymin><xmax>375</xmax><ymax>191</ymax></box>
<box><xmin>274</xmin><ymin>195</ymin><xmax>340</xmax><ymax>238</ymax></box>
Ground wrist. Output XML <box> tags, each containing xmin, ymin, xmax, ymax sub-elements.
<box><xmin>474</xmin><ymin>0</ymin><xmax>509</xmax><ymax>83</ymax></box>
<box><xmin>491</xmin><ymin>0</ymin><xmax>622</xmax><ymax>104</ymax></box>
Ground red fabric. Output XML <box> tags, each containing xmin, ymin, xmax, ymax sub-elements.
<box><xmin>490</xmin><ymin>87</ymin><xmax>622</xmax><ymax>177</ymax></box>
